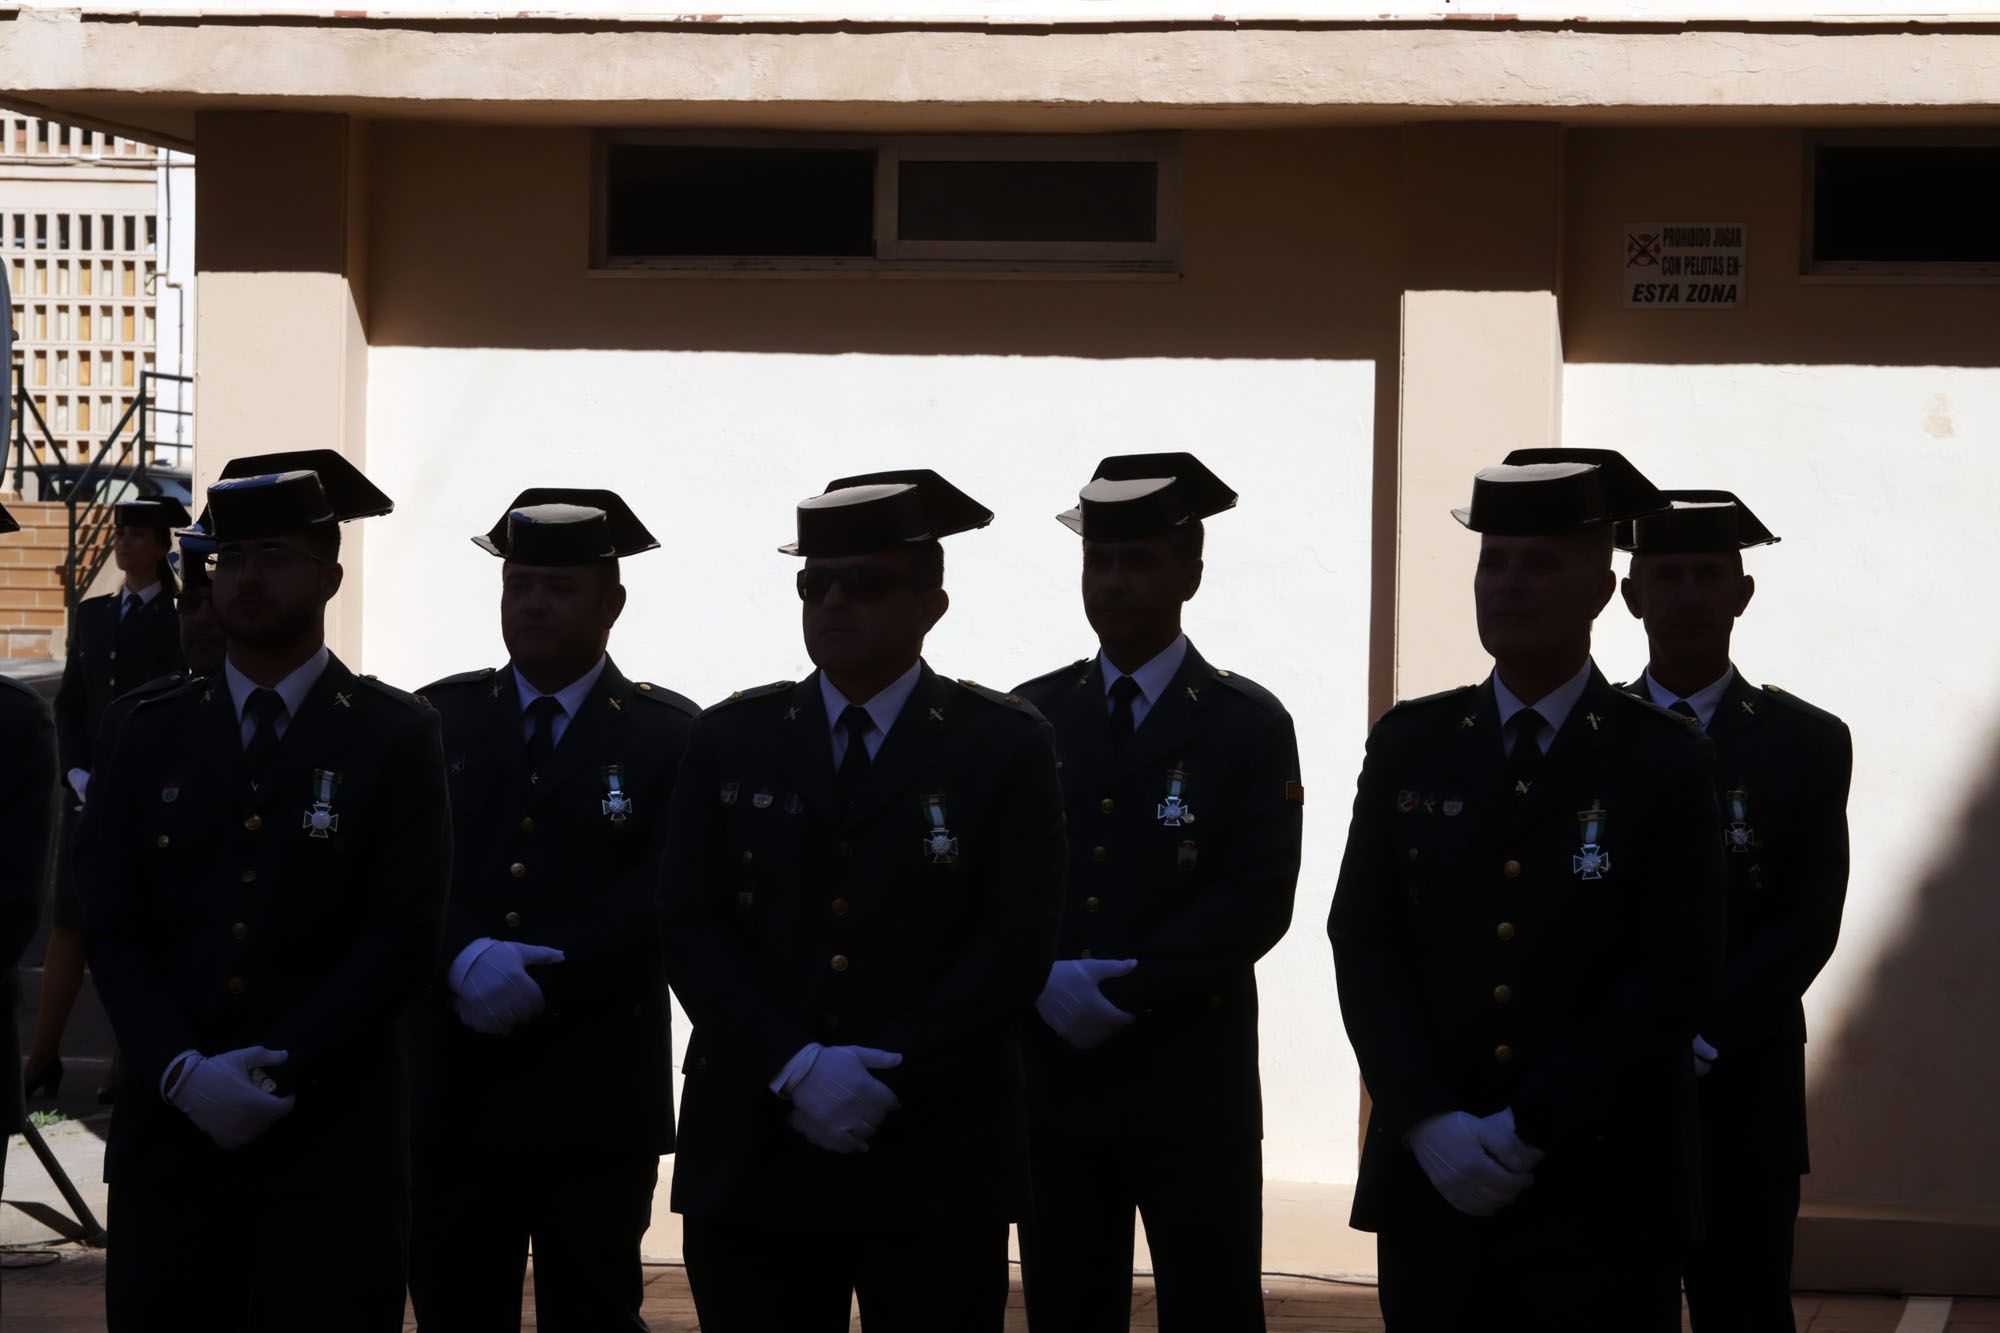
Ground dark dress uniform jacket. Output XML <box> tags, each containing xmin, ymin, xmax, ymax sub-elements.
<box><xmin>1</xmin><ymin>676</ymin><xmax>57</xmax><ymax>1132</ymax></box>
<box><xmin>78</xmin><ymin>655</ymin><xmax>451</xmax><ymax>1192</ymax></box>
<box><xmin>55</xmin><ymin>590</ymin><xmax>184</xmax><ymax>777</ymax></box>
<box><xmin>661</xmin><ymin>664</ymin><xmax>1066</xmax><ymax>1230</ymax></box>
<box><xmin>1621</xmin><ymin>671</ymin><xmax>1851</xmax><ymax>1174</ymax></box>
<box><xmin>413</xmin><ymin>659</ymin><xmax>698</xmax><ymax>1154</ymax></box>
<box><xmin>1014</xmin><ymin>644</ymin><xmax>1303</xmax><ymax>1143</ymax></box>
<box><xmin>1328</xmin><ymin>665</ymin><xmax>1726</xmax><ymax>1253</ymax></box>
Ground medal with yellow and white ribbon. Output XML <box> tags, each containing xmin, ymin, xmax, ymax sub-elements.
<box><xmin>920</xmin><ymin>793</ymin><xmax>960</xmax><ymax>864</ymax></box>
<box><xmin>303</xmin><ymin>769</ymin><xmax>341</xmax><ymax>840</ymax></box>
<box><xmin>601</xmin><ymin>764</ymin><xmax>633</xmax><ymax>825</ymax></box>
<box><xmin>1573</xmin><ymin>801</ymin><xmax>1610</xmax><ymax>880</ymax></box>
<box><xmin>1723</xmin><ymin>787</ymin><xmax>1755</xmax><ymax>854</ymax></box>
<box><xmin>1157</xmin><ymin>767</ymin><xmax>1195</xmax><ymax>828</ymax></box>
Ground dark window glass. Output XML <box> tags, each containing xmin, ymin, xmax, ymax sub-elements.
<box><xmin>604</xmin><ymin>145</ymin><xmax>876</xmax><ymax>258</ymax></box>
<box><xmin>897</xmin><ymin>160</ymin><xmax>1157</xmax><ymax>244</ymax></box>
<box><xmin>1813</xmin><ymin>145</ymin><xmax>2000</xmax><ymax>264</ymax></box>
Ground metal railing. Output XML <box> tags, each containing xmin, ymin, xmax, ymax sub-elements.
<box><xmin>8</xmin><ymin>364</ymin><xmax>194</xmax><ymax>607</ymax></box>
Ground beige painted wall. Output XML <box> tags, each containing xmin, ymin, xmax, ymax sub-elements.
<box><xmin>193</xmin><ymin>111</ymin><xmax>370</xmax><ymax>658</ymax></box>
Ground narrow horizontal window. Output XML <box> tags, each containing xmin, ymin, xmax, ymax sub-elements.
<box><xmin>895</xmin><ymin>160</ymin><xmax>1158</xmax><ymax>245</ymax></box>
<box><xmin>602</xmin><ymin>144</ymin><xmax>876</xmax><ymax>260</ymax></box>
<box><xmin>1808</xmin><ymin>137</ymin><xmax>2000</xmax><ymax>276</ymax></box>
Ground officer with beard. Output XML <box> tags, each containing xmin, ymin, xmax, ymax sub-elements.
<box><xmin>78</xmin><ymin>453</ymin><xmax>450</xmax><ymax>1332</ymax></box>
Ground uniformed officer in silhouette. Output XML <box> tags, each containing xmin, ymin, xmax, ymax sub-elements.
<box><xmin>661</xmin><ymin>470</ymin><xmax>1066</xmax><ymax>1333</ymax></box>
<box><xmin>1615</xmin><ymin>491</ymin><xmax>1851</xmax><ymax>1332</ymax></box>
<box><xmin>1</xmin><ymin>499</ymin><xmax>58</xmax><ymax>1195</ymax></box>
<box><xmin>1013</xmin><ymin>453</ymin><xmax>1303</xmax><ymax>1333</ymax></box>
<box><xmin>1328</xmin><ymin>451</ymin><xmax>1725</xmax><ymax>1331</ymax></box>
<box><xmin>78</xmin><ymin>453</ymin><xmax>449</xmax><ymax>1332</ymax></box>
<box><xmin>411</xmin><ymin>489</ymin><xmax>698</xmax><ymax>1332</ymax></box>
<box><xmin>29</xmin><ymin>496</ymin><xmax>191</xmax><ymax>1101</ymax></box>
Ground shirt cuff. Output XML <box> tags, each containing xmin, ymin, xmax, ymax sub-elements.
<box><xmin>770</xmin><ymin>1043</ymin><xmax>824</xmax><ymax>1098</ymax></box>
<box><xmin>447</xmin><ymin>938</ymin><xmax>499</xmax><ymax>994</ymax></box>
<box><xmin>160</xmin><ymin>1049</ymin><xmax>201</xmax><ymax>1104</ymax></box>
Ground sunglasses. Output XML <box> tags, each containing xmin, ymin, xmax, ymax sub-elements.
<box><xmin>796</xmin><ymin>565</ymin><xmax>933</xmax><ymax>604</ymax></box>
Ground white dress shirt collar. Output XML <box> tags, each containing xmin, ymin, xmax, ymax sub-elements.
<box><xmin>821</xmin><ymin>659</ymin><xmax>924</xmax><ymax>763</ymax></box>
<box><xmin>122</xmin><ymin>581</ymin><xmax>162</xmax><ymax>612</ymax></box>
<box><xmin>224</xmin><ymin>645</ymin><xmax>331</xmax><ymax>724</ymax></box>
<box><xmin>1101</xmin><ymin>634</ymin><xmax>1189</xmax><ymax>709</ymax></box>
<box><xmin>514</xmin><ymin>656</ymin><xmax>608</xmax><ymax>722</ymax></box>
<box><xmin>1492</xmin><ymin>659</ymin><xmax>1596</xmax><ymax>753</ymax></box>
<box><xmin>1643</xmin><ymin>663</ymin><xmax>1737</xmax><ymax>730</ymax></box>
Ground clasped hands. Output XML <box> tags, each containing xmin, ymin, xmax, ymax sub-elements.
<box><xmin>1406</xmin><ymin>1108</ymin><xmax>1546</xmax><ymax>1217</ymax></box>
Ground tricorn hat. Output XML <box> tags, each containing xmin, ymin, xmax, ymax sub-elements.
<box><xmin>1057</xmin><ymin>451</ymin><xmax>1237</xmax><ymax>539</ymax></box>
<box><xmin>474</xmin><ymin>487</ymin><xmax>659</xmax><ymax>564</ymax></box>
<box><xmin>1618</xmin><ymin>489</ymin><xmax>1779</xmax><ymax>555</ymax></box>
<box><xmin>113</xmin><ymin>497</ymin><xmax>193</xmax><ymax>532</ymax></box>
<box><xmin>207</xmin><ymin>449</ymin><xmax>394</xmax><ymax>543</ymax></box>
<box><xmin>1454</xmin><ymin>448</ymin><xmax>1668</xmax><ymax>535</ymax></box>
<box><xmin>782</xmin><ymin>469</ymin><xmax>993</xmax><ymax>558</ymax></box>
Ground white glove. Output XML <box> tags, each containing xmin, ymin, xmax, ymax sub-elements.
<box><xmin>1693</xmin><ymin>1034</ymin><xmax>1718</xmax><ymax>1077</ymax></box>
<box><xmin>1473</xmin><ymin>1106</ymin><xmax>1546</xmax><ymax>1172</ymax></box>
<box><xmin>162</xmin><ymin>1046</ymin><xmax>296</xmax><ymax>1150</ymax></box>
<box><xmin>449</xmin><ymin>938</ymin><xmax>566</xmax><ymax>1035</ymax></box>
<box><xmin>1406</xmin><ymin>1110</ymin><xmax>1535</xmax><ymax>1217</ymax></box>
<box><xmin>779</xmin><ymin>1044</ymin><xmax>903</xmax><ymax>1154</ymax></box>
<box><xmin>1035</xmin><ymin>958</ymin><xmax>1138</xmax><ymax>1051</ymax></box>
<box><xmin>67</xmin><ymin>768</ymin><xmax>90</xmax><ymax>803</ymax></box>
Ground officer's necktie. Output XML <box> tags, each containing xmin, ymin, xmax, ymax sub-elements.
<box><xmin>1505</xmin><ymin>708</ymin><xmax>1546</xmax><ymax>794</ymax></box>
<box><xmin>1669</xmin><ymin>699</ymin><xmax>1701</xmax><ymax>728</ymax></box>
<box><xmin>837</xmin><ymin>705</ymin><xmax>873</xmax><ymax>812</ymax></box>
<box><xmin>243</xmin><ymin>688</ymin><xmax>287</xmax><ymax>789</ymax></box>
<box><xmin>1107</xmin><ymin>676</ymin><xmax>1142</xmax><ymax>751</ymax></box>
<box><xmin>525</xmin><ymin>695</ymin><xmax>565</xmax><ymax>773</ymax></box>
<box><xmin>120</xmin><ymin>591</ymin><xmax>139</xmax><ymax>620</ymax></box>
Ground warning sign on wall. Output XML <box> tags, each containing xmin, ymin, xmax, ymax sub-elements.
<box><xmin>1623</xmin><ymin>223</ymin><xmax>1746</xmax><ymax>309</ymax></box>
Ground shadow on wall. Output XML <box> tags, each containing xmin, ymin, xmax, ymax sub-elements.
<box><xmin>1797</xmin><ymin>723</ymin><xmax>2000</xmax><ymax>1295</ymax></box>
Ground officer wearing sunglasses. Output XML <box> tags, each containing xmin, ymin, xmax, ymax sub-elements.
<box><xmin>660</xmin><ymin>469</ymin><xmax>1066</xmax><ymax>1333</ymax></box>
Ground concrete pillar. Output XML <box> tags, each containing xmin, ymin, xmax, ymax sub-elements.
<box><xmin>1391</xmin><ymin>124</ymin><xmax>1565</xmax><ymax>704</ymax></box>
<box><xmin>194</xmin><ymin>111</ymin><xmax>370</xmax><ymax>662</ymax></box>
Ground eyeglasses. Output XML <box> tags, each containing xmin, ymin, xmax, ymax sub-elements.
<box><xmin>796</xmin><ymin>566</ymin><xmax>932</xmax><ymax>604</ymax></box>
<box><xmin>204</xmin><ymin>543</ymin><xmax>329</xmax><ymax>576</ymax></box>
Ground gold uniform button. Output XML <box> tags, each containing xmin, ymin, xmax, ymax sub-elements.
<box><xmin>156</xmin><ymin>834</ymin><xmax>171</xmax><ymax>849</ymax></box>
<box><xmin>226</xmin><ymin>977</ymin><xmax>247</xmax><ymax>995</ymax></box>
<box><xmin>1085</xmin><ymin>896</ymin><xmax>1101</xmax><ymax>913</ymax></box>
<box><xmin>511</xmin><ymin>862</ymin><xmax>527</xmax><ymax>878</ymax></box>
<box><xmin>520</xmin><ymin>817</ymin><xmax>535</xmax><ymax>833</ymax></box>
<box><xmin>824</xmin><ymin>1012</ymin><xmax>842</xmax><ymax>1030</ymax></box>
<box><xmin>830</xmin><ymin>898</ymin><xmax>850</xmax><ymax>918</ymax></box>
<box><xmin>830</xmin><ymin>954</ymin><xmax>850</xmax><ymax>974</ymax></box>
<box><xmin>1496</xmin><ymin>921</ymin><xmax>1516</xmax><ymax>941</ymax></box>
<box><xmin>504</xmin><ymin>910</ymin><xmax>522</xmax><ymax>928</ymax></box>
<box><xmin>1503</xmin><ymin>859</ymin><xmax>1522</xmax><ymax>879</ymax></box>
<box><xmin>835</xmin><ymin>843</ymin><xmax>852</xmax><ymax>861</ymax></box>
<box><xmin>230</xmin><ymin>922</ymin><xmax>250</xmax><ymax>941</ymax></box>
<box><xmin>638</xmin><ymin>682</ymin><xmax>654</xmax><ymax>693</ymax></box>
<box><xmin>737</xmin><ymin>891</ymin><xmax>755</xmax><ymax>908</ymax></box>
<box><xmin>108</xmin><ymin>650</ymin><xmax>118</xmax><ymax>662</ymax></box>
<box><xmin>1407</xmin><ymin>848</ymin><xmax>1419</xmax><ymax>862</ymax></box>
<box><xmin>1092</xmin><ymin>846</ymin><xmax>1108</xmax><ymax>863</ymax></box>
<box><xmin>695</xmin><ymin>1056</ymin><xmax>710</xmax><ymax>1072</ymax></box>
<box><xmin>1495</xmin><ymin>1045</ymin><xmax>1515</xmax><ymax>1065</ymax></box>
<box><xmin>243</xmin><ymin>815</ymin><xmax>263</xmax><ymax>832</ymax></box>
<box><xmin>740</xmin><ymin>850</ymin><xmax>755</xmax><ymax>864</ymax></box>
<box><xmin>1494</xmin><ymin>984</ymin><xmax>1514</xmax><ymax>1004</ymax></box>
<box><xmin>1099</xmin><ymin>798</ymin><xmax>1115</xmax><ymax>815</ymax></box>
<box><xmin>239</xmin><ymin>868</ymin><xmax>257</xmax><ymax>884</ymax></box>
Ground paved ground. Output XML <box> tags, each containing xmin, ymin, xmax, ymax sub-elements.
<box><xmin>5</xmin><ymin>1249</ymin><xmax>1998</xmax><ymax>1332</ymax></box>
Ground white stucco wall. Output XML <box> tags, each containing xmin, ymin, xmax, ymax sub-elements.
<box><xmin>1563</xmin><ymin>362</ymin><xmax>2000</xmax><ymax>1217</ymax></box>
<box><xmin>363</xmin><ymin>346</ymin><xmax>1376</xmax><ymax>1185</ymax></box>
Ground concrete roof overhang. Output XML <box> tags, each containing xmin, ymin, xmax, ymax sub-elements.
<box><xmin>6</xmin><ymin>5</ymin><xmax>2000</xmax><ymax>149</ymax></box>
